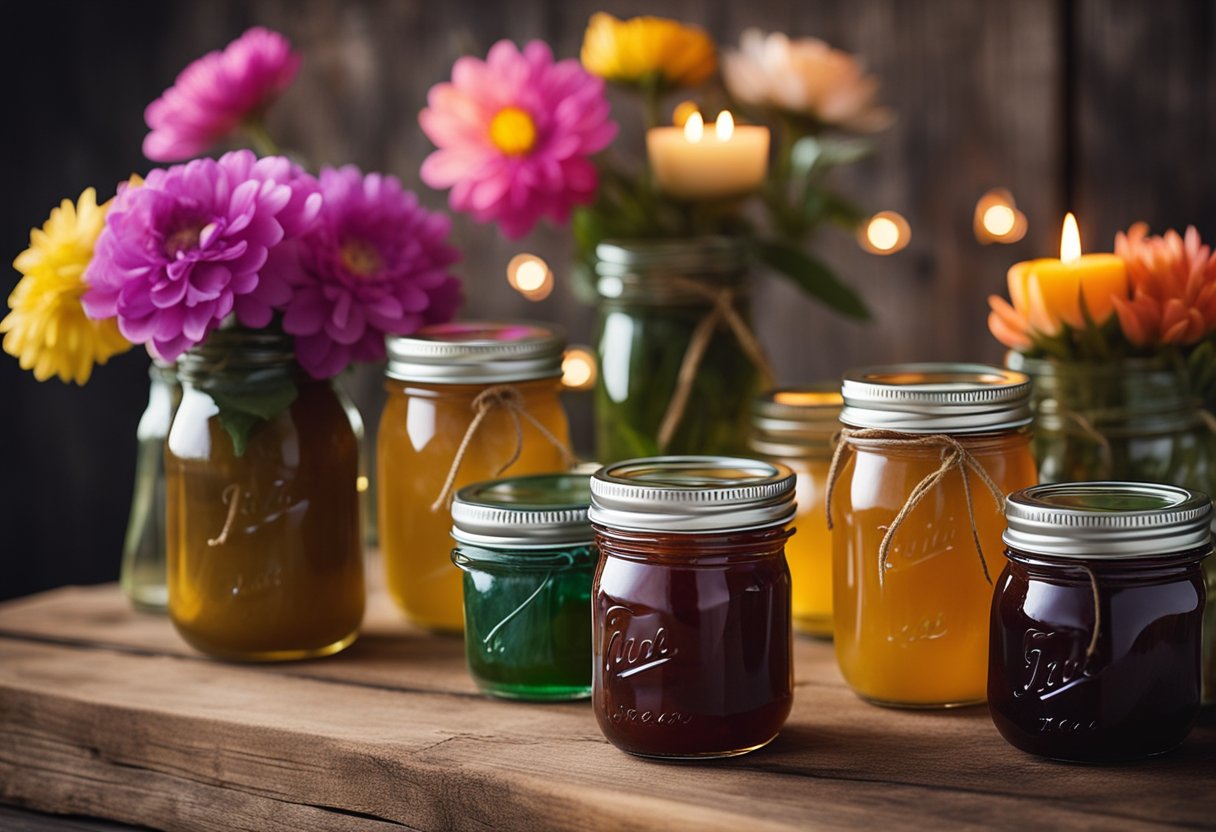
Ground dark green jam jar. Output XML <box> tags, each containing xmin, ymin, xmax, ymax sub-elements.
<box><xmin>451</xmin><ymin>473</ymin><xmax>595</xmax><ymax>701</ymax></box>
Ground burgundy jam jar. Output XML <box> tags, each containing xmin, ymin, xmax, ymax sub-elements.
<box><xmin>589</xmin><ymin>456</ymin><xmax>796</xmax><ymax>759</ymax></box>
<box><xmin>990</xmin><ymin>482</ymin><xmax>1211</xmax><ymax>763</ymax></box>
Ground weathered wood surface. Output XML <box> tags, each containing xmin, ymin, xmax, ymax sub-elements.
<box><xmin>1</xmin><ymin>583</ymin><xmax>1214</xmax><ymax>831</ymax></box>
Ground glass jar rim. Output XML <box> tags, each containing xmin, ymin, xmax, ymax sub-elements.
<box><xmin>751</xmin><ymin>384</ymin><xmax>842</xmax><ymax>453</ymax></box>
<box><xmin>452</xmin><ymin>543</ymin><xmax>595</xmax><ymax>571</ymax></box>
<box><xmin>385</xmin><ymin>320</ymin><xmax>565</xmax><ymax>384</ymax></box>
<box><xmin>840</xmin><ymin>362</ymin><xmax>1031</xmax><ymax>433</ymax></box>
<box><xmin>451</xmin><ymin>473</ymin><xmax>592</xmax><ymax>549</ymax></box>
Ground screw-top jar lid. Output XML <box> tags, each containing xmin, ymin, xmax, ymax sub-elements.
<box><xmin>385</xmin><ymin>321</ymin><xmax>565</xmax><ymax>384</ymax></box>
<box><xmin>452</xmin><ymin>473</ymin><xmax>592</xmax><ymax>549</ymax></box>
<box><xmin>589</xmin><ymin>455</ymin><xmax>796</xmax><ymax>533</ymax></box>
<box><xmin>840</xmin><ymin>363</ymin><xmax>1031</xmax><ymax>434</ymax></box>
<box><xmin>750</xmin><ymin>385</ymin><xmax>843</xmax><ymax>458</ymax></box>
<box><xmin>1004</xmin><ymin>482</ymin><xmax>1213</xmax><ymax>559</ymax></box>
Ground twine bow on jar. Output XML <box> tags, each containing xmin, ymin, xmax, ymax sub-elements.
<box><xmin>430</xmin><ymin>384</ymin><xmax>574</xmax><ymax>512</ymax></box>
<box><xmin>825</xmin><ymin>429</ymin><xmax>1008</xmax><ymax>586</ymax></box>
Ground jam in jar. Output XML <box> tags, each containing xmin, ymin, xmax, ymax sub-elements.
<box><xmin>991</xmin><ymin>482</ymin><xmax>1210</xmax><ymax>762</ymax></box>
<box><xmin>589</xmin><ymin>456</ymin><xmax>795</xmax><ymax>759</ymax></box>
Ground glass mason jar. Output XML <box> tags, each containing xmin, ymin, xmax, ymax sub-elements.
<box><xmin>120</xmin><ymin>360</ymin><xmax>180</xmax><ymax>612</ymax></box>
<box><xmin>378</xmin><ymin>322</ymin><xmax>572</xmax><ymax>632</ymax></box>
<box><xmin>593</xmin><ymin>238</ymin><xmax>765</xmax><ymax>462</ymax></box>
<box><xmin>589</xmin><ymin>456</ymin><xmax>795</xmax><ymax>759</ymax></box>
<box><xmin>165</xmin><ymin>331</ymin><xmax>365</xmax><ymax>661</ymax></box>
<box><xmin>451</xmin><ymin>473</ymin><xmax>595</xmax><ymax>701</ymax></box>
<box><xmin>1007</xmin><ymin>353</ymin><xmax>1216</xmax><ymax>705</ymax></box>
<box><xmin>750</xmin><ymin>386</ymin><xmax>843</xmax><ymax>639</ymax></box>
<box><xmin>991</xmin><ymin>482</ymin><xmax>1209</xmax><ymax>762</ymax></box>
<box><xmin>830</xmin><ymin>364</ymin><xmax>1038</xmax><ymax>708</ymax></box>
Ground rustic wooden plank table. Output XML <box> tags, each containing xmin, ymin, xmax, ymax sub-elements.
<box><xmin>1</xmin><ymin>581</ymin><xmax>1213</xmax><ymax>831</ymax></box>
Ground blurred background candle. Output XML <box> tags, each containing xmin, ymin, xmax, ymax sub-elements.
<box><xmin>647</xmin><ymin>109</ymin><xmax>769</xmax><ymax>199</ymax></box>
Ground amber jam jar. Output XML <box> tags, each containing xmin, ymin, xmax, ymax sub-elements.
<box><xmin>831</xmin><ymin>364</ymin><xmax>1038</xmax><ymax>708</ymax></box>
<box><xmin>990</xmin><ymin>482</ymin><xmax>1210</xmax><ymax>762</ymax></box>
<box><xmin>378</xmin><ymin>322</ymin><xmax>572</xmax><ymax>632</ymax></box>
<box><xmin>750</xmin><ymin>386</ymin><xmax>842</xmax><ymax>638</ymax></box>
<box><xmin>589</xmin><ymin>456</ymin><xmax>795</xmax><ymax>760</ymax></box>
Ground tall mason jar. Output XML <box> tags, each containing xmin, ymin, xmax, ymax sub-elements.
<box><xmin>165</xmin><ymin>330</ymin><xmax>365</xmax><ymax>661</ymax></box>
<box><xmin>593</xmin><ymin>237</ymin><xmax>765</xmax><ymax>462</ymax></box>
<box><xmin>1007</xmin><ymin>353</ymin><xmax>1216</xmax><ymax>704</ymax></box>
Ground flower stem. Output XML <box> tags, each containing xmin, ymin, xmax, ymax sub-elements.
<box><xmin>243</xmin><ymin>119</ymin><xmax>282</xmax><ymax>157</ymax></box>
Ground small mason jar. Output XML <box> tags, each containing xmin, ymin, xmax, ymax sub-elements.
<box><xmin>750</xmin><ymin>386</ymin><xmax>843</xmax><ymax>638</ymax></box>
<box><xmin>991</xmin><ymin>482</ymin><xmax>1210</xmax><ymax>762</ymax></box>
<box><xmin>831</xmin><ymin>364</ymin><xmax>1039</xmax><ymax>708</ymax></box>
<box><xmin>451</xmin><ymin>473</ymin><xmax>595</xmax><ymax>701</ymax></box>
<box><xmin>594</xmin><ymin>238</ymin><xmax>763</xmax><ymax>462</ymax></box>
<box><xmin>589</xmin><ymin>456</ymin><xmax>795</xmax><ymax>759</ymax></box>
<box><xmin>166</xmin><ymin>330</ymin><xmax>364</xmax><ymax>661</ymax></box>
<box><xmin>378</xmin><ymin>322</ymin><xmax>572</xmax><ymax>632</ymax></box>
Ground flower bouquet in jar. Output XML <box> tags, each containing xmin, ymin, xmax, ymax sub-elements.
<box><xmin>416</xmin><ymin>14</ymin><xmax>891</xmax><ymax>461</ymax></box>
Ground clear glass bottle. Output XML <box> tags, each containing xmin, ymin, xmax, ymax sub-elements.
<box><xmin>750</xmin><ymin>386</ymin><xmax>842</xmax><ymax>638</ymax></box>
<box><xmin>120</xmin><ymin>360</ymin><xmax>180</xmax><ymax>612</ymax></box>
<box><xmin>165</xmin><ymin>330</ymin><xmax>365</xmax><ymax>661</ymax></box>
<box><xmin>594</xmin><ymin>238</ymin><xmax>763</xmax><ymax>462</ymax></box>
<box><xmin>831</xmin><ymin>364</ymin><xmax>1038</xmax><ymax>707</ymax></box>
<box><xmin>378</xmin><ymin>322</ymin><xmax>572</xmax><ymax>632</ymax></box>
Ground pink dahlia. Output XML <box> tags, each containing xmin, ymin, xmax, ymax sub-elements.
<box><xmin>143</xmin><ymin>27</ymin><xmax>301</xmax><ymax>162</ymax></box>
<box><xmin>420</xmin><ymin>40</ymin><xmax>617</xmax><ymax>239</ymax></box>
<box><xmin>266</xmin><ymin>165</ymin><xmax>462</xmax><ymax>379</ymax></box>
<box><xmin>82</xmin><ymin>151</ymin><xmax>317</xmax><ymax>360</ymax></box>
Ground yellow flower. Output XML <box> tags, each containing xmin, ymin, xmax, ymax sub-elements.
<box><xmin>2</xmin><ymin>188</ymin><xmax>131</xmax><ymax>384</ymax></box>
<box><xmin>581</xmin><ymin>12</ymin><xmax>716</xmax><ymax>88</ymax></box>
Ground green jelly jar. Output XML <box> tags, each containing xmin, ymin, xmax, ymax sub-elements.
<box><xmin>451</xmin><ymin>473</ymin><xmax>596</xmax><ymax>701</ymax></box>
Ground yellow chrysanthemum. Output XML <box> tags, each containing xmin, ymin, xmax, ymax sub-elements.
<box><xmin>2</xmin><ymin>188</ymin><xmax>132</xmax><ymax>384</ymax></box>
<box><xmin>581</xmin><ymin>12</ymin><xmax>716</xmax><ymax>89</ymax></box>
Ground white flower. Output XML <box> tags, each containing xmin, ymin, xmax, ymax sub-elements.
<box><xmin>723</xmin><ymin>29</ymin><xmax>892</xmax><ymax>132</ymax></box>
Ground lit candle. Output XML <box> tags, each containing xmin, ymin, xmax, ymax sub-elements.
<box><xmin>646</xmin><ymin>109</ymin><xmax>770</xmax><ymax>200</ymax></box>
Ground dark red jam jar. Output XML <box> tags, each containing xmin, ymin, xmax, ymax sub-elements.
<box><xmin>589</xmin><ymin>456</ymin><xmax>795</xmax><ymax>760</ymax></box>
<box><xmin>990</xmin><ymin>482</ymin><xmax>1211</xmax><ymax>763</ymax></box>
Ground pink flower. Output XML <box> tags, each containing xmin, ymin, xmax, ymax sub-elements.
<box><xmin>266</xmin><ymin>165</ymin><xmax>462</xmax><ymax>379</ymax></box>
<box><xmin>82</xmin><ymin>150</ymin><xmax>318</xmax><ymax>360</ymax></box>
<box><xmin>143</xmin><ymin>27</ymin><xmax>301</xmax><ymax>162</ymax></box>
<box><xmin>420</xmin><ymin>40</ymin><xmax>617</xmax><ymax>239</ymax></box>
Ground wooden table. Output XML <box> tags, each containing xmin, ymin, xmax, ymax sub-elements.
<box><xmin>1</xmin><ymin>583</ymin><xmax>1213</xmax><ymax>831</ymax></box>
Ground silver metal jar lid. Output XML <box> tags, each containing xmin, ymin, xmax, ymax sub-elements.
<box><xmin>1004</xmin><ymin>482</ymin><xmax>1212</xmax><ymax>559</ymax></box>
<box><xmin>840</xmin><ymin>363</ymin><xmax>1031</xmax><ymax>434</ymax></box>
<box><xmin>589</xmin><ymin>455</ymin><xmax>796</xmax><ymax>533</ymax></box>
<box><xmin>750</xmin><ymin>385</ymin><xmax>843</xmax><ymax>458</ymax></box>
<box><xmin>385</xmin><ymin>321</ymin><xmax>565</xmax><ymax>384</ymax></box>
<box><xmin>451</xmin><ymin>473</ymin><xmax>593</xmax><ymax>549</ymax></box>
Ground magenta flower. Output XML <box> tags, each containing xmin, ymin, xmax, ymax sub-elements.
<box><xmin>82</xmin><ymin>150</ymin><xmax>319</xmax><ymax>361</ymax></box>
<box><xmin>420</xmin><ymin>40</ymin><xmax>617</xmax><ymax>239</ymax></box>
<box><xmin>143</xmin><ymin>27</ymin><xmax>301</xmax><ymax>162</ymax></box>
<box><xmin>265</xmin><ymin>165</ymin><xmax>462</xmax><ymax>379</ymax></box>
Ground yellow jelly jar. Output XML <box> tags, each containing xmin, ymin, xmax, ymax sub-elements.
<box><xmin>750</xmin><ymin>386</ymin><xmax>842</xmax><ymax>638</ymax></box>
<box><xmin>378</xmin><ymin>322</ymin><xmax>573</xmax><ymax>632</ymax></box>
<box><xmin>828</xmin><ymin>364</ymin><xmax>1037</xmax><ymax>708</ymax></box>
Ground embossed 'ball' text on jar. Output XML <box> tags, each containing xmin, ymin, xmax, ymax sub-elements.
<box><xmin>991</xmin><ymin>482</ymin><xmax>1209</xmax><ymax>762</ymax></box>
<box><xmin>590</xmin><ymin>456</ymin><xmax>795</xmax><ymax>759</ymax></box>
<box><xmin>829</xmin><ymin>364</ymin><xmax>1038</xmax><ymax>707</ymax></box>
<box><xmin>378</xmin><ymin>322</ymin><xmax>573</xmax><ymax>632</ymax></box>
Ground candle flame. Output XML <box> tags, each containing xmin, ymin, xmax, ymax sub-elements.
<box><xmin>860</xmin><ymin>211</ymin><xmax>911</xmax><ymax>255</ymax></box>
<box><xmin>715</xmin><ymin>110</ymin><xmax>734</xmax><ymax>141</ymax></box>
<box><xmin>1061</xmin><ymin>212</ymin><xmax>1082</xmax><ymax>263</ymax></box>
<box><xmin>561</xmin><ymin>346</ymin><xmax>597</xmax><ymax>391</ymax></box>
<box><xmin>684</xmin><ymin>111</ymin><xmax>704</xmax><ymax>143</ymax></box>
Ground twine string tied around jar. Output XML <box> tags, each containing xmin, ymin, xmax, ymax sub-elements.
<box><xmin>656</xmin><ymin>275</ymin><xmax>775</xmax><ymax>452</ymax></box>
<box><xmin>825</xmin><ymin>429</ymin><xmax>1007</xmax><ymax>587</ymax></box>
<box><xmin>430</xmin><ymin>384</ymin><xmax>574</xmax><ymax>512</ymax></box>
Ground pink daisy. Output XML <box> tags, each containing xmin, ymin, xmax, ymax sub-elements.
<box><xmin>420</xmin><ymin>40</ymin><xmax>617</xmax><ymax>239</ymax></box>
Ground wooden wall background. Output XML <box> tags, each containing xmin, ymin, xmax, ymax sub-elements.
<box><xmin>2</xmin><ymin>0</ymin><xmax>1214</xmax><ymax>600</ymax></box>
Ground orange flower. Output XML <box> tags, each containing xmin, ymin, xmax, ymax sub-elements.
<box><xmin>1112</xmin><ymin>223</ymin><xmax>1216</xmax><ymax>347</ymax></box>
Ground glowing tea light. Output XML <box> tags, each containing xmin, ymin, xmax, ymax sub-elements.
<box><xmin>561</xmin><ymin>346</ymin><xmax>597</xmax><ymax>391</ymax></box>
<box><xmin>974</xmin><ymin>188</ymin><xmax>1027</xmax><ymax>244</ymax></box>
<box><xmin>859</xmin><ymin>211</ymin><xmax>911</xmax><ymax>255</ymax></box>
<box><xmin>506</xmin><ymin>253</ymin><xmax>554</xmax><ymax>301</ymax></box>
<box><xmin>356</xmin><ymin>475</ymin><xmax>369</xmax><ymax>493</ymax></box>
<box><xmin>684</xmin><ymin>110</ymin><xmax>705</xmax><ymax>142</ymax></box>
<box><xmin>646</xmin><ymin>109</ymin><xmax>769</xmax><ymax>200</ymax></box>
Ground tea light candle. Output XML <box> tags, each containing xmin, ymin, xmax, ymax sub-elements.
<box><xmin>647</xmin><ymin>110</ymin><xmax>770</xmax><ymax>200</ymax></box>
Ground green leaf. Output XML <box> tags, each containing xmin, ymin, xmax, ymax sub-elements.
<box><xmin>754</xmin><ymin>238</ymin><xmax>871</xmax><ymax>320</ymax></box>
<box><xmin>205</xmin><ymin>380</ymin><xmax>298</xmax><ymax>457</ymax></box>
<box><xmin>791</xmin><ymin>136</ymin><xmax>874</xmax><ymax>179</ymax></box>
<box><xmin>216</xmin><ymin>408</ymin><xmax>261</xmax><ymax>458</ymax></box>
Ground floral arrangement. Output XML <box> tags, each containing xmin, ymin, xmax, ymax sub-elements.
<box><xmin>3</xmin><ymin>27</ymin><xmax>462</xmax><ymax>451</ymax></box>
<box><xmin>418</xmin><ymin>13</ymin><xmax>890</xmax><ymax>318</ymax></box>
